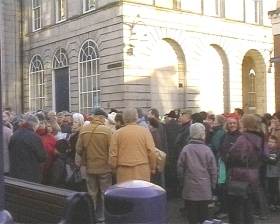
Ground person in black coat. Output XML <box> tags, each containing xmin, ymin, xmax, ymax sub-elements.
<box><xmin>175</xmin><ymin>110</ymin><xmax>192</xmax><ymax>158</ymax></box>
<box><xmin>9</xmin><ymin>114</ymin><xmax>47</xmax><ymax>183</ymax></box>
<box><xmin>164</xmin><ymin>110</ymin><xmax>180</xmax><ymax>197</ymax></box>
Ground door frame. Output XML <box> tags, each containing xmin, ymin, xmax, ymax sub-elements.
<box><xmin>52</xmin><ymin>66</ymin><xmax>71</xmax><ymax>112</ymax></box>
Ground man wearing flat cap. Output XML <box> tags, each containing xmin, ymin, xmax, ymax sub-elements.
<box><xmin>76</xmin><ymin>107</ymin><xmax>112</xmax><ymax>223</ymax></box>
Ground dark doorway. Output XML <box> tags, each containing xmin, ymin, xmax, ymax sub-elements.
<box><xmin>55</xmin><ymin>67</ymin><xmax>69</xmax><ymax>112</ymax></box>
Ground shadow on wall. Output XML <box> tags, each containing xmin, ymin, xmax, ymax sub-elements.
<box><xmin>122</xmin><ymin>65</ymin><xmax>200</xmax><ymax>116</ymax></box>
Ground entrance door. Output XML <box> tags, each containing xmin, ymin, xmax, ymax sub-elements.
<box><xmin>55</xmin><ymin>67</ymin><xmax>69</xmax><ymax>112</ymax></box>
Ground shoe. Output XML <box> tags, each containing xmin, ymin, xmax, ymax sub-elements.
<box><xmin>269</xmin><ymin>205</ymin><xmax>277</xmax><ymax>212</ymax></box>
<box><xmin>208</xmin><ymin>202</ymin><xmax>215</xmax><ymax>208</ymax></box>
<box><xmin>259</xmin><ymin>215</ymin><xmax>269</xmax><ymax>221</ymax></box>
<box><xmin>179</xmin><ymin>207</ymin><xmax>187</xmax><ymax>217</ymax></box>
<box><xmin>216</xmin><ymin>213</ymin><xmax>228</xmax><ymax>219</ymax></box>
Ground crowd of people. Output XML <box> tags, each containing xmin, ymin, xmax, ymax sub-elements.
<box><xmin>2</xmin><ymin>106</ymin><xmax>280</xmax><ymax>224</ymax></box>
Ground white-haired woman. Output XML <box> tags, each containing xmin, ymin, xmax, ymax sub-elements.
<box><xmin>69</xmin><ymin>113</ymin><xmax>84</xmax><ymax>159</ymax></box>
<box><xmin>177</xmin><ymin>123</ymin><xmax>217</xmax><ymax>224</ymax></box>
<box><xmin>67</xmin><ymin>113</ymin><xmax>86</xmax><ymax>191</ymax></box>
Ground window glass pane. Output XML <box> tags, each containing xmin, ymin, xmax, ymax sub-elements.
<box><xmin>92</xmin><ymin>60</ymin><xmax>97</xmax><ymax>75</ymax></box>
<box><xmin>88</xmin><ymin>76</ymin><xmax>93</xmax><ymax>91</ymax></box>
<box><xmin>88</xmin><ymin>93</ymin><xmax>93</xmax><ymax>108</ymax></box>
<box><xmin>82</xmin><ymin>77</ymin><xmax>87</xmax><ymax>92</ymax></box>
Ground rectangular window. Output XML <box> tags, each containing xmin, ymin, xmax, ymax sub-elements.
<box><xmin>32</xmin><ymin>0</ymin><xmax>41</xmax><ymax>31</ymax></box>
<box><xmin>56</xmin><ymin>0</ymin><xmax>66</xmax><ymax>22</ymax></box>
<box><xmin>173</xmin><ymin>0</ymin><xmax>181</xmax><ymax>10</ymax></box>
<box><xmin>216</xmin><ymin>0</ymin><xmax>225</xmax><ymax>17</ymax></box>
<box><xmin>83</xmin><ymin>0</ymin><xmax>96</xmax><ymax>13</ymax></box>
<box><xmin>254</xmin><ymin>0</ymin><xmax>263</xmax><ymax>24</ymax></box>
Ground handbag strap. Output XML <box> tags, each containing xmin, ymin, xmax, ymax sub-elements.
<box><xmin>85</xmin><ymin>124</ymin><xmax>99</xmax><ymax>148</ymax></box>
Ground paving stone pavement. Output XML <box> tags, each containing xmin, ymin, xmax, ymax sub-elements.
<box><xmin>167</xmin><ymin>198</ymin><xmax>280</xmax><ymax>224</ymax></box>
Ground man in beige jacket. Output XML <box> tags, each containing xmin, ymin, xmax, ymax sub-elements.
<box><xmin>76</xmin><ymin>108</ymin><xmax>112</xmax><ymax>223</ymax></box>
<box><xmin>109</xmin><ymin>108</ymin><xmax>157</xmax><ymax>183</ymax></box>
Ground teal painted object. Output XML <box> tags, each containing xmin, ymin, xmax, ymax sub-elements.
<box><xmin>218</xmin><ymin>159</ymin><xmax>226</xmax><ymax>184</ymax></box>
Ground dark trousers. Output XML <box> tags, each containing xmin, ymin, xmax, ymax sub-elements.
<box><xmin>267</xmin><ymin>177</ymin><xmax>280</xmax><ymax>206</ymax></box>
<box><xmin>184</xmin><ymin>200</ymin><xmax>209</xmax><ymax>224</ymax></box>
<box><xmin>216</xmin><ymin>183</ymin><xmax>227</xmax><ymax>213</ymax></box>
<box><xmin>228</xmin><ymin>194</ymin><xmax>254</xmax><ymax>224</ymax></box>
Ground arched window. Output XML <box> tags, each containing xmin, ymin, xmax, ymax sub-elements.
<box><xmin>53</xmin><ymin>48</ymin><xmax>68</xmax><ymax>69</ymax></box>
<box><xmin>248</xmin><ymin>69</ymin><xmax>256</xmax><ymax>109</ymax></box>
<box><xmin>78</xmin><ymin>40</ymin><xmax>100</xmax><ymax>113</ymax></box>
<box><xmin>29</xmin><ymin>55</ymin><xmax>45</xmax><ymax>111</ymax></box>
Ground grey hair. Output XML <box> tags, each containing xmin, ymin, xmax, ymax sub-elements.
<box><xmin>72</xmin><ymin>113</ymin><xmax>84</xmax><ymax>126</ymax></box>
<box><xmin>122</xmin><ymin>108</ymin><xmax>138</xmax><ymax>124</ymax></box>
<box><xmin>23</xmin><ymin>114</ymin><xmax>40</xmax><ymax>130</ymax></box>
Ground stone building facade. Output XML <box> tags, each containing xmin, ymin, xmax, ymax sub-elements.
<box><xmin>0</xmin><ymin>0</ymin><xmax>22</xmax><ymax>112</ymax></box>
<box><xmin>0</xmin><ymin>0</ymin><xmax>277</xmax><ymax>115</ymax></box>
<box><xmin>269</xmin><ymin>0</ymin><xmax>280</xmax><ymax>111</ymax></box>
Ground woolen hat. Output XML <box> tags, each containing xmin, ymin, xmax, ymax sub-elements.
<box><xmin>92</xmin><ymin>108</ymin><xmax>108</xmax><ymax>118</ymax></box>
<box><xmin>190</xmin><ymin>123</ymin><xmax>205</xmax><ymax>140</ymax></box>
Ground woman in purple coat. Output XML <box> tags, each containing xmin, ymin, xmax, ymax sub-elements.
<box><xmin>227</xmin><ymin>114</ymin><xmax>266</xmax><ymax>224</ymax></box>
<box><xmin>177</xmin><ymin>123</ymin><xmax>217</xmax><ymax>224</ymax></box>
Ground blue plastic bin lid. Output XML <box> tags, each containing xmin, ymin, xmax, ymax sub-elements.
<box><xmin>114</xmin><ymin>180</ymin><xmax>158</xmax><ymax>189</ymax></box>
<box><xmin>105</xmin><ymin>180</ymin><xmax>166</xmax><ymax>198</ymax></box>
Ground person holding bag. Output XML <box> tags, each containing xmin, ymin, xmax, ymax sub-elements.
<box><xmin>76</xmin><ymin>108</ymin><xmax>112</xmax><ymax>223</ymax></box>
<box><xmin>227</xmin><ymin>114</ymin><xmax>266</xmax><ymax>224</ymax></box>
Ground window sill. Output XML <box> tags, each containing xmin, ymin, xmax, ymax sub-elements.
<box><xmin>83</xmin><ymin>8</ymin><xmax>95</xmax><ymax>14</ymax></box>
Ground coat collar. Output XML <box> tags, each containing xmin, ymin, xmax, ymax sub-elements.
<box><xmin>189</xmin><ymin>139</ymin><xmax>205</xmax><ymax>145</ymax></box>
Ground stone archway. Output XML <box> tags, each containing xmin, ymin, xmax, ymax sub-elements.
<box><xmin>242</xmin><ymin>49</ymin><xmax>266</xmax><ymax>114</ymax></box>
<box><xmin>200</xmin><ymin>44</ymin><xmax>229</xmax><ymax>114</ymax></box>
<box><xmin>150</xmin><ymin>38</ymin><xmax>186</xmax><ymax>114</ymax></box>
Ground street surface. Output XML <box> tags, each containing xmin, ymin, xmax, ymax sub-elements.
<box><xmin>167</xmin><ymin>198</ymin><xmax>280</xmax><ymax>224</ymax></box>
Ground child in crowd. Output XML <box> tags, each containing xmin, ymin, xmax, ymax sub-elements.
<box><xmin>266</xmin><ymin>135</ymin><xmax>280</xmax><ymax>211</ymax></box>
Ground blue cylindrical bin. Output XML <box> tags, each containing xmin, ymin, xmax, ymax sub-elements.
<box><xmin>104</xmin><ymin>180</ymin><xmax>167</xmax><ymax>224</ymax></box>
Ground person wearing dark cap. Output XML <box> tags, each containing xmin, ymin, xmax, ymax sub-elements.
<box><xmin>76</xmin><ymin>107</ymin><xmax>112</xmax><ymax>223</ymax></box>
<box><xmin>175</xmin><ymin>109</ymin><xmax>192</xmax><ymax>156</ymax></box>
<box><xmin>165</xmin><ymin>110</ymin><xmax>180</xmax><ymax>197</ymax></box>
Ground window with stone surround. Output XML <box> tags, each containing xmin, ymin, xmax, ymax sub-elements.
<box><xmin>32</xmin><ymin>0</ymin><xmax>41</xmax><ymax>31</ymax></box>
<box><xmin>83</xmin><ymin>0</ymin><xmax>96</xmax><ymax>13</ymax></box>
<box><xmin>78</xmin><ymin>40</ymin><xmax>100</xmax><ymax>113</ymax></box>
<box><xmin>248</xmin><ymin>69</ymin><xmax>256</xmax><ymax>110</ymax></box>
<box><xmin>56</xmin><ymin>0</ymin><xmax>66</xmax><ymax>23</ymax></box>
<box><xmin>29</xmin><ymin>55</ymin><xmax>45</xmax><ymax>111</ymax></box>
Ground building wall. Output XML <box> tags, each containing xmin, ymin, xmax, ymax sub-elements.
<box><xmin>122</xmin><ymin>1</ymin><xmax>275</xmax><ymax>114</ymax></box>
<box><xmin>22</xmin><ymin>0</ymin><xmax>123</xmax><ymax>112</ymax></box>
<box><xmin>270</xmin><ymin>1</ymin><xmax>280</xmax><ymax>111</ymax></box>
<box><xmin>1</xmin><ymin>0</ymin><xmax>22</xmax><ymax>112</ymax></box>
<box><xmin>21</xmin><ymin>0</ymin><xmax>276</xmax><ymax>114</ymax></box>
